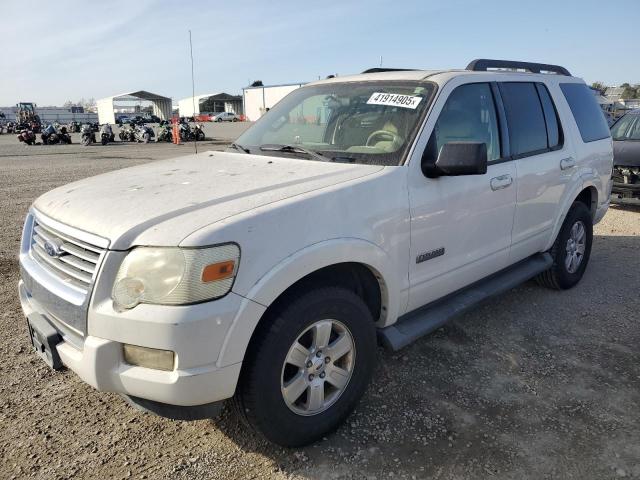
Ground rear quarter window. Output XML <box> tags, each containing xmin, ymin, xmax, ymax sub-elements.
<box><xmin>560</xmin><ymin>83</ymin><xmax>611</xmax><ymax>143</ymax></box>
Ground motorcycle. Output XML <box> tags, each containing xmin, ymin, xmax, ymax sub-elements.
<box><xmin>41</xmin><ymin>124</ymin><xmax>59</xmax><ymax>144</ymax></box>
<box><xmin>193</xmin><ymin>123</ymin><xmax>205</xmax><ymax>141</ymax></box>
<box><xmin>155</xmin><ymin>124</ymin><xmax>173</xmax><ymax>142</ymax></box>
<box><xmin>134</xmin><ymin>123</ymin><xmax>155</xmax><ymax>143</ymax></box>
<box><xmin>119</xmin><ymin>125</ymin><xmax>136</xmax><ymax>142</ymax></box>
<box><xmin>58</xmin><ymin>126</ymin><xmax>72</xmax><ymax>144</ymax></box>
<box><xmin>67</xmin><ymin>121</ymin><xmax>82</xmax><ymax>133</ymax></box>
<box><xmin>178</xmin><ymin>122</ymin><xmax>191</xmax><ymax>141</ymax></box>
<box><xmin>100</xmin><ymin>124</ymin><xmax>115</xmax><ymax>145</ymax></box>
<box><xmin>6</xmin><ymin>122</ymin><xmax>16</xmax><ymax>134</ymax></box>
<box><xmin>17</xmin><ymin>129</ymin><xmax>36</xmax><ymax>145</ymax></box>
<box><xmin>81</xmin><ymin>124</ymin><xmax>96</xmax><ymax>146</ymax></box>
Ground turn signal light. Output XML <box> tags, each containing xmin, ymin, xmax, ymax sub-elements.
<box><xmin>201</xmin><ymin>260</ymin><xmax>236</xmax><ymax>283</ymax></box>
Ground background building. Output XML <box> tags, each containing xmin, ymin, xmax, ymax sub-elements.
<box><xmin>177</xmin><ymin>93</ymin><xmax>242</xmax><ymax>118</ymax></box>
<box><xmin>97</xmin><ymin>91</ymin><xmax>172</xmax><ymax>124</ymax></box>
<box><xmin>242</xmin><ymin>83</ymin><xmax>305</xmax><ymax>121</ymax></box>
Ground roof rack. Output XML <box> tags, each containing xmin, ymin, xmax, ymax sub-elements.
<box><xmin>361</xmin><ymin>68</ymin><xmax>416</xmax><ymax>74</ymax></box>
<box><xmin>466</xmin><ymin>59</ymin><xmax>571</xmax><ymax>76</ymax></box>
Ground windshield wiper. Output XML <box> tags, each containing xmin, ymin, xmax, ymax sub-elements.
<box><xmin>259</xmin><ymin>144</ymin><xmax>330</xmax><ymax>162</ymax></box>
<box><xmin>229</xmin><ymin>142</ymin><xmax>250</xmax><ymax>153</ymax></box>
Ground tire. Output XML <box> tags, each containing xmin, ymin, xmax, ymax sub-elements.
<box><xmin>143</xmin><ymin>133</ymin><xmax>150</xmax><ymax>144</ymax></box>
<box><xmin>81</xmin><ymin>135</ymin><xmax>91</xmax><ymax>146</ymax></box>
<box><xmin>232</xmin><ymin>118</ymin><xmax>238</xmax><ymax>122</ymax></box>
<box><xmin>101</xmin><ymin>136</ymin><xmax>108</xmax><ymax>146</ymax></box>
<box><xmin>536</xmin><ymin>201</ymin><xmax>593</xmax><ymax>290</ymax></box>
<box><xmin>234</xmin><ymin>286</ymin><xmax>377</xmax><ymax>447</ymax></box>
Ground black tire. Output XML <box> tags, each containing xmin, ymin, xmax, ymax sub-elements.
<box><xmin>234</xmin><ymin>286</ymin><xmax>377</xmax><ymax>447</ymax></box>
<box><xmin>536</xmin><ymin>201</ymin><xmax>593</xmax><ymax>290</ymax></box>
<box><xmin>143</xmin><ymin>133</ymin><xmax>150</xmax><ymax>144</ymax></box>
<box><xmin>101</xmin><ymin>136</ymin><xmax>108</xmax><ymax>145</ymax></box>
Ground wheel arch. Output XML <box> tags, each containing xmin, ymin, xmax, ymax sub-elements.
<box><xmin>545</xmin><ymin>181</ymin><xmax>599</xmax><ymax>251</ymax></box>
<box><xmin>216</xmin><ymin>239</ymin><xmax>401</xmax><ymax>367</ymax></box>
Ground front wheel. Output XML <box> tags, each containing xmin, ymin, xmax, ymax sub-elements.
<box><xmin>536</xmin><ymin>201</ymin><xmax>593</xmax><ymax>289</ymax></box>
<box><xmin>142</xmin><ymin>133</ymin><xmax>150</xmax><ymax>143</ymax></box>
<box><xmin>234</xmin><ymin>286</ymin><xmax>376</xmax><ymax>447</ymax></box>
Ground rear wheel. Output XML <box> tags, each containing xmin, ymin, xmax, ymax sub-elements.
<box><xmin>536</xmin><ymin>201</ymin><xmax>593</xmax><ymax>289</ymax></box>
<box><xmin>143</xmin><ymin>133</ymin><xmax>150</xmax><ymax>144</ymax></box>
<box><xmin>234</xmin><ymin>286</ymin><xmax>376</xmax><ymax>447</ymax></box>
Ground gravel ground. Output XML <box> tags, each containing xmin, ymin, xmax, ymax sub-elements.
<box><xmin>0</xmin><ymin>127</ymin><xmax>639</xmax><ymax>480</ymax></box>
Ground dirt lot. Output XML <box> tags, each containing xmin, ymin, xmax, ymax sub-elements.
<box><xmin>1</xmin><ymin>126</ymin><xmax>639</xmax><ymax>480</ymax></box>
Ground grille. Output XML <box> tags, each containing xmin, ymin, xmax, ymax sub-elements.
<box><xmin>30</xmin><ymin>218</ymin><xmax>105</xmax><ymax>294</ymax></box>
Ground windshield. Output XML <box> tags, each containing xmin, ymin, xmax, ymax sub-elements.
<box><xmin>234</xmin><ymin>81</ymin><xmax>436</xmax><ymax>165</ymax></box>
<box><xmin>611</xmin><ymin>113</ymin><xmax>640</xmax><ymax>141</ymax></box>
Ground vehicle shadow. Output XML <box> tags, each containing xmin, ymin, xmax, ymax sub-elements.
<box><xmin>207</xmin><ymin>234</ymin><xmax>640</xmax><ymax>480</ymax></box>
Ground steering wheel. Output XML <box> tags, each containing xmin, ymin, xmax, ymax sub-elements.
<box><xmin>366</xmin><ymin>130</ymin><xmax>399</xmax><ymax>147</ymax></box>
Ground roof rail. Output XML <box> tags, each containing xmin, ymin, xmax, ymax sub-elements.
<box><xmin>466</xmin><ymin>59</ymin><xmax>571</xmax><ymax>76</ymax></box>
<box><xmin>361</xmin><ymin>68</ymin><xmax>416</xmax><ymax>74</ymax></box>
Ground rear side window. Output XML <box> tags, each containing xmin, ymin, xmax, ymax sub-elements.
<box><xmin>535</xmin><ymin>83</ymin><xmax>562</xmax><ymax>149</ymax></box>
<box><xmin>560</xmin><ymin>83</ymin><xmax>610</xmax><ymax>143</ymax></box>
<box><xmin>499</xmin><ymin>82</ymin><xmax>548</xmax><ymax>157</ymax></box>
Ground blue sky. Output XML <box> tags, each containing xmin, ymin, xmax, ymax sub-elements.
<box><xmin>2</xmin><ymin>0</ymin><xmax>637</xmax><ymax>106</ymax></box>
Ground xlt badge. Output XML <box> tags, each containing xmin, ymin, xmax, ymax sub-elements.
<box><xmin>416</xmin><ymin>247</ymin><xmax>445</xmax><ymax>264</ymax></box>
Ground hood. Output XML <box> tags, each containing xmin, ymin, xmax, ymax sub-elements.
<box><xmin>34</xmin><ymin>151</ymin><xmax>384</xmax><ymax>249</ymax></box>
<box><xmin>613</xmin><ymin>140</ymin><xmax>640</xmax><ymax>167</ymax></box>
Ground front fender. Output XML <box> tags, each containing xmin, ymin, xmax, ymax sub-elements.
<box><xmin>217</xmin><ymin>238</ymin><xmax>403</xmax><ymax>367</ymax></box>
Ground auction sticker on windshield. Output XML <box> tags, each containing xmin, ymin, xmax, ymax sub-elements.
<box><xmin>367</xmin><ymin>92</ymin><xmax>422</xmax><ymax>109</ymax></box>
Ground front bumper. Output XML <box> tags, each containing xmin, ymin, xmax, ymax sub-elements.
<box><xmin>19</xmin><ymin>279</ymin><xmax>246</xmax><ymax>407</ymax></box>
<box><xmin>611</xmin><ymin>181</ymin><xmax>640</xmax><ymax>205</ymax></box>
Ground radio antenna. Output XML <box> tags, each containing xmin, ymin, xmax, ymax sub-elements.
<box><xmin>189</xmin><ymin>30</ymin><xmax>198</xmax><ymax>154</ymax></box>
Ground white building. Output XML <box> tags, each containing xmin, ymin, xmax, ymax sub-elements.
<box><xmin>242</xmin><ymin>83</ymin><xmax>305</xmax><ymax>122</ymax></box>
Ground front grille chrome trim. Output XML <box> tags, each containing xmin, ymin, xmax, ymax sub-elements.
<box><xmin>21</xmin><ymin>210</ymin><xmax>110</xmax><ymax>340</ymax></box>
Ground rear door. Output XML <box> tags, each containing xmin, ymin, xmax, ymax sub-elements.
<box><xmin>498</xmin><ymin>81</ymin><xmax>575</xmax><ymax>262</ymax></box>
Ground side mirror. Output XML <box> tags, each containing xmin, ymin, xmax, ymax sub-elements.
<box><xmin>422</xmin><ymin>142</ymin><xmax>488</xmax><ymax>178</ymax></box>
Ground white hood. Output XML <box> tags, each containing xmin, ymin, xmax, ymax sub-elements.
<box><xmin>33</xmin><ymin>151</ymin><xmax>384</xmax><ymax>249</ymax></box>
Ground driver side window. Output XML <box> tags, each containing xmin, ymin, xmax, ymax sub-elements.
<box><xmin>429</xmin><ymin>83</ymin><xmax>501</xmax><ymax>162</ymax></box>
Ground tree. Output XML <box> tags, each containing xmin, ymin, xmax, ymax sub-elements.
<box><xmin>621</xmin><ymin>85</ymin><xmax>639</xmax><ymax>99</ymax></box>
<box><xmin>591</xmin><ymin>82</ymin><xmax>607</xmax><ymax>96</ymax></box>
<box><xmin>63</xmin><ymin>100</ymin><xmax>74</xmax><ymax>108</ymax></box>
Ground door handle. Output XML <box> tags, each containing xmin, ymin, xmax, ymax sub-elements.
<box><xmin>490</xmin><ymin>174</ymin><xmax>513</xmax><ymax>191</ymax></box>
<box><xmin>560</xmin><ymin>157</ymin><xmax>576</xmax><ymax>170</ymax></box>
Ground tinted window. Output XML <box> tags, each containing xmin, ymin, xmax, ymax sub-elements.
<box><xmin>430</xmin><ymin>83</ymin><xmax>501</xmax><ymax>161</ymax></box>
<box><xmin>611</xmin><ymin>113</ymin><xmax>640</xmax><ymax>141</ymax></box>
<box><xmin>536</xmin><ymin>83</ymin><xmax>562</xmax><ymax>148</ymax></box>
<box><xmin>499</xmin><ymin>82</ymin><xmax>548</xmax><ymax>157</ymax></box>
<box><xmin>560</xmin><ymin>83</ymin><xmax>611</xmax><ymax>143</ymax></box>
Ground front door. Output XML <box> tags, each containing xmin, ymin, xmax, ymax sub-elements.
<box><xmin>406</xmin><ymin>81</ymin><xmax>517</xmax><ymax>312</ymax></box>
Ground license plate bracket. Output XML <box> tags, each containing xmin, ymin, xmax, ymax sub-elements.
<box><xmin>27</xmin><ymin>313</ymin><xmax>63</xmax><ymax>370</ymax></box>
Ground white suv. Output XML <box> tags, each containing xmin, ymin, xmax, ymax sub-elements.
<box><xmin>19</xmin><ymin>59</ymin><xmax>613</xmax><ymax>447</ymax></box>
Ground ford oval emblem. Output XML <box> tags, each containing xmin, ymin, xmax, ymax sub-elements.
<box><xmin>44</xmin><ymin>240</ymin><xmax>61</xmax><ymax>257</ymax></box>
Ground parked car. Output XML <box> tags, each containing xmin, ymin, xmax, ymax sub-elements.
<box><xmin>18</xmin><ymin>59</ymin><xmax>612</xmax><ymax>448</ymax></box>
<box><xmin>116</xmin><ymin>116</ymin><xmax>131</xmax><ymax>125</ymax></box>
<box><xmin>212</xmin><ymin>111</ymin><xmax>240</xmax><ymax>122</ymax></box>
<box><xmin>610</xmin><ymin>109</ymin><xmax>640</xmax><ymax>205</ymax></box>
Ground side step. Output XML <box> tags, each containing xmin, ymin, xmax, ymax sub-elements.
<box><xmin>378</xmin><ymin>253</ymin><xmax>553</xmax><ymax>351</ymax></box>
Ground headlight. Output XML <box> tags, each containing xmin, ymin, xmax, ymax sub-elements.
<box><xmin>112</xmin><ymin>244</ymin><xmax>239</xmax><ymax>309</ymax></box>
